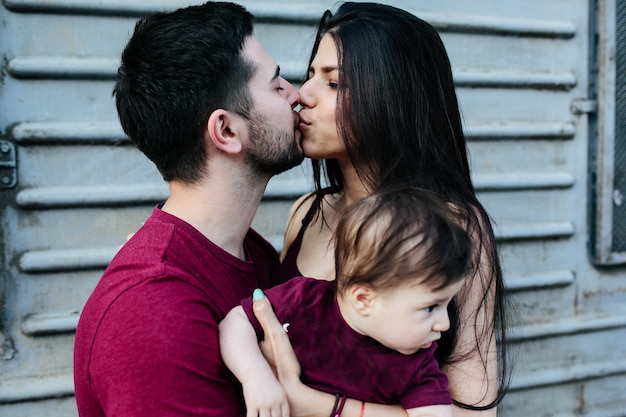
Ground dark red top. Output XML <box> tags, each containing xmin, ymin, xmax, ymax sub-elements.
<box><xmin>74</xmin><ymin>207</ymin><xmax>279</xmax><ymax>417</ymax></box>
<box><xmin>241</xmin><ymin>277</ymin><xmax>451</xmax><ymax>409</ymax></box>
<box><xmin>272</xmin><ymin>190</ymin><xmax>333</xmax><ymax>284</ymax></box>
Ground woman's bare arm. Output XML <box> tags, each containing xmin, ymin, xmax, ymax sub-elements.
<box><xmin>444</xmin><ymin>213</ymin><xmax>500</xmax><ymax>417</ymax></box>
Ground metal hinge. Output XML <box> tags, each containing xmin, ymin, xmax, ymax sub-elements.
<box><xmin>0</xmin><ymin>140</ymin><xmax>17</xmax><ymax>189</ymax></box>
<box><xmin>570</xmin><ymin>98</ymin><xmax>598</xmax><ymax>115</ymax></box>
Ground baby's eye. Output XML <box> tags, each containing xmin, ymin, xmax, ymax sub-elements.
<box><xmin>328</xmin><ymin>81</ymin><xmax>338</xmax><ymax>89</ymax></box>
<box><xmin>424</xmin><ymin>305</ymin><xmax>436</xmax><ymax>313</ymax></box>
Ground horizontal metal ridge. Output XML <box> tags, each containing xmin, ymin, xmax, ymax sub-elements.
<box><xmin>496</xmin><ymin>220</ymin><xmax>575</xmax><ymax>241</ymax></box>
<box><xmin>19</xmin><ymin>246</ymin><xmax>119</xmax><ymax>272</ymax></box>
<box><xmin>15</xmin><ymin>173</ymin><xmax>573</xmax><ymax>210</ymax></box>
<box><xmin>10</xmin><ymin>120</ymin><xmax>577</xmax><ymax>145</ymax></box>
<box><xmin>417</xmin><ymin>12</ymin><xmax>576</xmax><ymax>38</ymax></box>
<box><xmin>4</xmin><ymin>1</ymin><xmax>576</xmax><ymax>38</ymax></box>
<box><xmin>15</xmin><ymin>180</ymin><xmax>310</xmax><ymax>209</ymax></box>
<box><xmin>21</xmin><ymin>311</ymin><xmax>80</xmax><ymax>336</ymax></box>
<box><xmin>7</xmin><ymin>56</ymin><xmax>578</xmax><ymax>91</ymax></box>
<box><xmin>11</xmin><ymin>121</ymin><xmax>130</xmax><ymax>145</ymax></box>
<box><xmin>7</xmin><ymin>56</ymin><xmax>119</xmax><ymax>79</ymax></box>
<box><xmin>16</xmin><ymin>184</ymin><xmax>169</xmax><ymax>209</ymax></box>
<box><xmin>505</xmin><ymin>270</ymin><xmax>576</xmax><ymax>292</ymax></box>
<box><xmin>454</xmin><ymin>70</ymin><xmax>577</xmax><ymax>90</ymax></box>
<box><xmin>511</xmin><ymin>359</ymin><xmax>626</xmax><ymax>390</ymax></box>
<box><xmin>465</xmin><ymin>121</ymin><xmax>576</xmax><ymax>140</ymax></box>
<box><xmin>473</xmin><ymin>172</ymin><xmax>575</xmax><ymax>191</ymax></box>
<box><xmin>510</xmin><ymin>311</ymin><xmax>626</xmax><ymax>341</ymax></box>
<box><xmin>0</xmin><ymin>374</ymin><xmax>74</xmax><ymax>403</ymax></box>
<box><xmin>11</xmin><ymin>121</ymin><xmax>126</xmax><ymax>144</ymax></box>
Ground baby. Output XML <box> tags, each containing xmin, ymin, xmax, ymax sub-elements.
<box><xmin>220</xmin><ymin>187</ymin><xmax>474</xmax><ymax>417</ymax></box>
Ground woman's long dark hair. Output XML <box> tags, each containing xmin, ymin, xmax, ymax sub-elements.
<box><xmin>306</xmin><ymin>2</ymin><xmax>512</xmax><ymax>410</ymax></box>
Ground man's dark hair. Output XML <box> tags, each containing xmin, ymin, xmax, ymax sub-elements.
<box><xmin>113</xmin><ymin>2</ymin><xmax>255</xmax><ymax>183</ymax></box>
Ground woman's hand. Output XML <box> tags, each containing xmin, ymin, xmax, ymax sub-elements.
<box><xmin>253</xmin><ymin>295</ymin><xmax>330</xmax><ymax>417</ymax></box>
<box><xmin>252</xmin><ymin>295</ymin><xmax>301</xmax><ymax>382</ymax></box>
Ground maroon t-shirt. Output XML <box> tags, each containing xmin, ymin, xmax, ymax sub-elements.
<box><xmin>241</xmin><ymin>277</ymin><xmax>451</xmax><ymax>409</ymax></box>
<box><xmin>74</xmin><ymin>207</ymin><xmax>279</xmax><ymax>417</ymax></box>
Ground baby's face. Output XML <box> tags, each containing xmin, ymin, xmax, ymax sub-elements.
<box><xmin>365</xmin><ymin>278</ymin><xmax>465</xmax><ymax>355</ymax></box>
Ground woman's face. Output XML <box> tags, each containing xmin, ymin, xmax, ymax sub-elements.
<box><xmin>298</xmin><ymin>34</ymin><xmax>346</xmax><ymax>161</ymax></box>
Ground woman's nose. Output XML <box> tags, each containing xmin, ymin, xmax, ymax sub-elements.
<box><xmin>298</xmin><ymin>79</ymin><xmax>314</xmax><ymax>107</ymax></box>
<box><xmin>282</xmin><ymin>78</ymin><xmax>300</xmax><ymax>109</ymax></box>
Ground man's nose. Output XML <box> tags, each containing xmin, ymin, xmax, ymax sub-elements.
<box><xmin>282</xmin><ymin>77</ymin><xmax>300</xmax><ymax>109</ymax></box>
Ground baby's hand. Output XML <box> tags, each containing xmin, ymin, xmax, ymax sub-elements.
<box><xmin>241</xmin><ymin>374</ymin><xmax>289</xmax><ymax>417</ymax></box>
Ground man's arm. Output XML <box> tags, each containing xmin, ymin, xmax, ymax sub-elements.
<box><xmin>87</xmin><ymin>280</ymin><xmax>242</xmax><ymax>416</ymax></box>
<box><xmin>219</xmin><ymin>306</ymin><xmax>289</xmax><ymax>417</ymax></box>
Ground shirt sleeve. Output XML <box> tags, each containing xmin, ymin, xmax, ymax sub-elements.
<box><xmin>400</xmin><ymin>344</ymin><xmax>452</xmax><ymax>409</ymax></box>
<box><xmin>88</xmin><ymin>277</ymin><xmax>244</xmax><ymax>417</ymax></box>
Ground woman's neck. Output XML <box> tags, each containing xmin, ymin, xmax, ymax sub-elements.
<box><xmin>337</xmin><ymin>159</ymin><xmax>370</xmax><ymax>209</ymax></box>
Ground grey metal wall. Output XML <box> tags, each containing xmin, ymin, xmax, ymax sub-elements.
<box><xmin>0</xmin><ymin>1</ymin><xmax>624</xmax><ymax>416</ymax></box>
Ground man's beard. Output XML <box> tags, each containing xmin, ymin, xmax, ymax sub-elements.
<box><xmin>245</xmin><ymin>112</ymin><xmax>304</xmax><ymax>176</ymax></box>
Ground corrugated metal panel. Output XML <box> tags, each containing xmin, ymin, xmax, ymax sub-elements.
<box><xmin>0</xmin><ymin>1</ymin><xmax>624</xmax><ymax>416</ymax></box>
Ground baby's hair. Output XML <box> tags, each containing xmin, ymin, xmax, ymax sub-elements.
<box><xmin>335</xmin><ymin>187</ymin><xmax>473</xmax><ymax>293</ymax></box>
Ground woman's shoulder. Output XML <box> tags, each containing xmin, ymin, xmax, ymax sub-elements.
<box><xmin>285</xmin><ymin>192</ymin><xmax>316</xmax><ymax>231</ymax></box>
<box><xmin>281</xmin><ymin>192</ymin><xmax>317</xmax><ymax>261</ymax></box>
<box><xmin>290</xmin><ymin>187</ymin><xmax>339</xmax><ymax>213</ymax></box>
<box><xmin>283</xmin><ymin>189</ymin><xmax>339</xmax><ymax>248</ymax></box>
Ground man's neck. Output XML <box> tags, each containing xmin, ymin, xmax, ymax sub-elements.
<box><xmin>161</xmin><ymin>176</ymin><xmax>268</xmax><ymax>260</ymax></box>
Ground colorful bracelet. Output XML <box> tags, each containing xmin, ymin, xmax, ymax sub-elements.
<box><xmin>334</xmin><ymin>395</ymin><xmax>347</xmax><ymax>417</ymax></box>
<box><xmin>329</xmin><ymin>394</ymin><xmax>341</xmax><ymax>417</ymax></box>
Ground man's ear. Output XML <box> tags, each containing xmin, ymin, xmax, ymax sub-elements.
<box><xmin>206</xmin><ymin>109</ymin><xmax>245</xmax><ymax>154</ymax></box>
<box><xmin>349</xmin><ymin>285</ymin><xmax>377</xmax><ymax>316</ymax></box>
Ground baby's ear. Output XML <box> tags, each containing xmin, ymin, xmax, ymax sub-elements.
<box><xmin>349</xmin><ymin>285</ymin><xmax>377</xmax><ymax>316</ymax></box>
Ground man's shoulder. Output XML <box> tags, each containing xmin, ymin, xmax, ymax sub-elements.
<box><xmin>245</xmin><ymin>227</ymin><xmax>279</xmax><ymax>258</ymax></box>
<box><xmin>245</xmin><ymin>227</ymin><xmax>280</xmax><ymax>286</ymax></box>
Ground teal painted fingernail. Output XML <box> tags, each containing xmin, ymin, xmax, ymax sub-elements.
<box><xmin>252</xmin><ymin>288</ymin><xmax>265</xmax><ymax>301</ymax></box>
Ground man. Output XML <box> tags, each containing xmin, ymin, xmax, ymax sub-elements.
<box><xmin>73</xmin><ymin>2</ymin><xmax>303</xmax><ymax>416</ymax></box>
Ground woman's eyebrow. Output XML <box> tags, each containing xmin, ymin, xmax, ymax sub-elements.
<box><xmin>308</xmin><ymin>65</ymin><xmax>338</xmax><ymax>74</ymax></box>
<box><xmin>270</xmin><ymin>65</ymin><xmax>281</xmax><ymax>83</ymax></box>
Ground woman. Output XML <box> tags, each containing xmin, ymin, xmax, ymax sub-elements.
<box><xmin>258</xmin><ymin>2</ymin><xmax>512</xmax><ymax>416</ymax></box>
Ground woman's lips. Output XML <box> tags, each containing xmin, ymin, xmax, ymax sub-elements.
<box><xmin>298</xmin><ymin>116</ymin><xmax>310</xmax><ymax>130</ymax></box>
